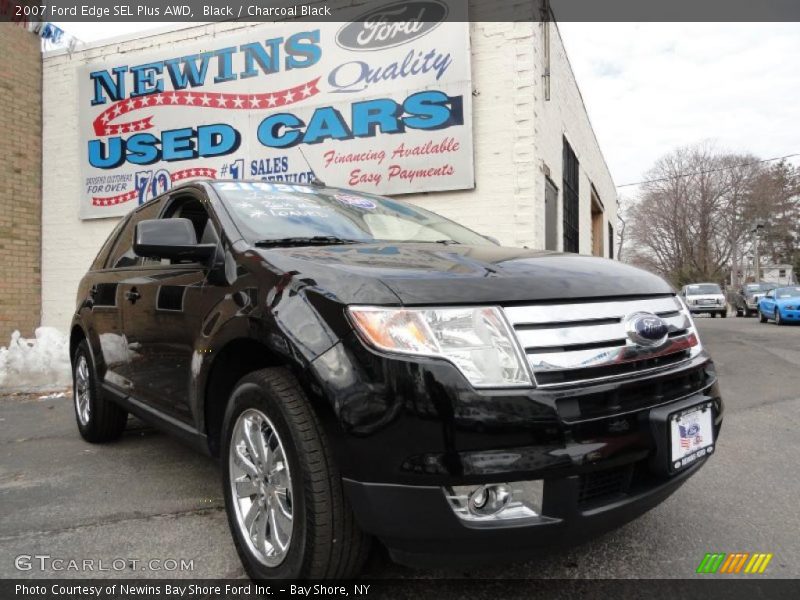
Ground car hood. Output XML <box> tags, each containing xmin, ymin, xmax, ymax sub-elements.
<box><xmin>255</xmin><ymin>243</ymin><xmax>673</xmax><ymax>305</ymax></box>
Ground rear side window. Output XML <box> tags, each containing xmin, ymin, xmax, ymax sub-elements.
<box><xmin>105</xmin><ymin>200</ymin><xmax>164</xmax><ymax>269</ymax></box>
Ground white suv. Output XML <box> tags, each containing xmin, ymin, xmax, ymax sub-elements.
<box><xmin>680</xmin><ymin>283</ymin><xmax>727</xmax><ymax>318</ymax></box>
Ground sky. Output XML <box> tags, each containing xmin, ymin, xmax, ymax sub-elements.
<box><xmin>54</xmin><ymin>21</ymin><xmax>800</xmax><ymax>195</ymax></box>
<box><xmin>557</xmin><ymin>22</ymin><xmax>800</xmax><ymax>193</ymax></box>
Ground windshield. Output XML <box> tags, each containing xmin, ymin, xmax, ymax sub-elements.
<box><xmin>745</xmin><ymin>283</ymin><xmax>774</xmax><ymax>293</ymax></box>
<box><xmin>686</xmin><ymin>284</ymin><xmax>722</xmax><ymax>295</ymax></box>
<box><xmin>775</xmin><ymin>287</ymin><xmax>800</xmax><ymax>299</ymax></box>
<box><xmin>214</xmin><ymin>182</ymin><xmax>493</xmax><ymax>246</ymax></box>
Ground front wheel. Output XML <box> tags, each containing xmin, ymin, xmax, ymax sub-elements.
<box><xmin>72</xmin><ymin>340</ymin><xmax>128</xmax><ymax>442</ymax></box>
<box><xmin>221</xmin><ymin>368</ymin><xmax>370</xmax><ymax>580</ymax></box>
<box><xmin>775</xmin><ymin>310</ymin><xmax>784</xmax><ymax>325</ymax></box>
<box><xmin>759</xmin><ymin>310</ymin><xmax>769</xmax><ymax>323</ymax></box>
<box><xmin>719</xmin><ymin>311</ymin><xmax>727</xmax><ymax>318</ymax></box>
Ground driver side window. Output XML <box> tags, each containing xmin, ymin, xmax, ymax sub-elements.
<box><xmin>159</xmin><ymin>194</ymin><xmax>219</xmax><ymax>264</ymax></box>
<box><xmin>106</xmin><ymin>199</ymin><xmax>165</xmax><ymax>269</ymax></box>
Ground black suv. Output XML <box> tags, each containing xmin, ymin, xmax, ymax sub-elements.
<box><xmin>71</xmin><ymin>181</ymin><xmax>723</xmax><ymax>579</ymax></box>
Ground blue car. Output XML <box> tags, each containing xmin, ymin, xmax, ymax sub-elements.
<box><xmin>758</xmin><ymin>286</ymin><xmax>800</xmax><ymax>325</ymax></box>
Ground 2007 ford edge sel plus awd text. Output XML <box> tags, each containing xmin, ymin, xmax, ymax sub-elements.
<box><xmin>70</xmin><ymin>181</ymin><xmax>723</xmax><ymax>579</ymax></box>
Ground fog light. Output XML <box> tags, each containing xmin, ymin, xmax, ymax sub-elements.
<box><xmin>468</xmin><ymin>484</ymin><xmax>511</xmax><ymax>516</ymax></box>
<box><xmin>444</xmin><ymin>480</ymin><xmax>543</xmax><ymax>522</ymax></box>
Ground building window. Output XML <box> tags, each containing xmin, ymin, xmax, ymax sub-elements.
<box><xmin>562</xmin><ymin>137</ymin><xmax>580</xmax><ymax>253</ymax></box>
<box><xmin>590</xmin><ymin>185</ymin><xmax>604</xmax><ymax>257</ymax></box>
<box><xmin>779</xmin><ymin>269</ymin><xmax>786</xmax><ymax>278</ymax></box>
<box><xmin>544</xmin><ymin>176</ymin><xmax>558</xmax><ymax>251</ymax></box>
<box><xmin>608</xmin><ymin>222</ymin><xmax>615</xmax><ymax>259</ymax></box>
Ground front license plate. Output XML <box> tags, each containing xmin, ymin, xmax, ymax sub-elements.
<box><xmin>670</xmin><ymin>402</ymin><xmax>714</xmax><ymax>471</ymax></box>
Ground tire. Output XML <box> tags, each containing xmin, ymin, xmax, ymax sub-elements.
<box><xmin>720</xmin><ymin>311</ymin><xmax>727</xmax><ymax>318</ymax></box>
<box><xmin>711</xmin><ymin>312</ymin><xmax>717</xmax><ymax>318</ymax></box>
<box><xmin>221</xmin><ymin>367</ymin><xmax>370</xmax><ymax>580</ymax></box>
<box><xmin>736</xmin><ymin>308</ymin><xmax>743</xmax><ymax>317</ymax></box>
<box><xmin>775</xmin><ymin>310</ymin><xmax>784</xmax><ymax>326</ymax></box>
<box><xmin>72</xmin><ymin>340</ymin><xmax>128</xmax><ymax>443</ymax></box>
<box><xmin>759</xmin><ymin>310</ymin><xmax>768</xmax><ymax>323</ymax></box>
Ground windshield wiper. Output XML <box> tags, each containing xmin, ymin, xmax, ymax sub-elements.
<box><xmin>254</xmin><ymin>236</ymin><xmax>363</xmax><ymax>247</ymax></box>
<box><xmin>432</xmin><ymin>239</ymin><xmax>461</xmax><ymax>245</ymax></box>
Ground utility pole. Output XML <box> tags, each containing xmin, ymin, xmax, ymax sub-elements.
<box><xmin>752</xmin><ymin>221</ymin><xmax>765</xmax><ymax>282</ymax></box>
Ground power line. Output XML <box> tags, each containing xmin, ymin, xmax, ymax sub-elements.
<box><xmin>616</xmin><ymin>153</ymin><xmax>800</xmax><ymax>189</ymax></box>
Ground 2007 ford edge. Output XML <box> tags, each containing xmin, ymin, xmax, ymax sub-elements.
<box><xmin>70</xmin><ymin>180</ymin><xmax>723</xmax><ymax>579</ymax></box>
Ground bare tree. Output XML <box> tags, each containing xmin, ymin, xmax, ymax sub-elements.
<box><xmin>625</xmin><ymin>143</ymin><xmax>764</xmax><ymax>286</ymax></box>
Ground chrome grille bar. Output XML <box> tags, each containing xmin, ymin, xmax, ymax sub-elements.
<box><xmin>503</xmin><ymin>296</ymin><xmax>701</xmax><ymax>387</ymax></box>
<box><xmin>504</xmin><ymin>297</ymin><xmax>682</xmax><ymax>325</ymax></box>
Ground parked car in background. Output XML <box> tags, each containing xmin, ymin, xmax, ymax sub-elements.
<box><xmin>758</xmin><ymin>286</ymin><xmax>800</xmax><ymax>325</ymax></box>
<box><xmin>733</xmin><ymin>282</ymin><xmax>776</xmax><ymax>317</ymax></box>
<box><xmin>680</xmin><ymin>283</ymin><xmax>727</xmax><ymax>318</ymax></box>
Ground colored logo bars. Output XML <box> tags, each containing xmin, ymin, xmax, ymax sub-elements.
<box><xmin>696</xmin><ymin>552</ymin><xmax>773</xmax><ymax>574</ymax></box>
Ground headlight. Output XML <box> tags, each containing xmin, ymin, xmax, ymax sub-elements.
<box><xmin>347</xmin><ymin>306</ymin><xmax>532</xmax><ymax>388</ymax></box>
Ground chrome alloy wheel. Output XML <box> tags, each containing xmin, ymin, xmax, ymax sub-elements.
<box><xmin>229</xmin><ymin>408</ymin><xmax>294</xmax><ymax>567</ymax></box>
<box><xmin>74</xmin><ymin>355</ymin><xmax>91</xmax><ymax>426</ymax></box>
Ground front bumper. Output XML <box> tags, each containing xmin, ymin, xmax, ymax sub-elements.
<box><xmin>344</xmin><ymin>457</ymin><xmax>705</xmax><ymax>567</ymax></box>
<box><xmin>689</xmin><ymin>304</ymin><xmax>725</xmax><ymax>313</ymax></box>
<box><xmin>779</xmin><ymin>308</ymin><xmax>800</xmax><ymax>321</ymax></box>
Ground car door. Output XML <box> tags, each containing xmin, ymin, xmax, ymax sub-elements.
<box><xmin>98</xmin><ymin>201</ymin><xmax>166</xmax><ymax>392</ymax></box>
<box><xmin>118</xmin><ymin>189</ymin><xmax>222</xmax><ymax>424</ymax></box>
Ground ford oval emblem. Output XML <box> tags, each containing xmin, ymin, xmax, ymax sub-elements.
<box><xmin>336</xmin><ymin>1</ymin><xmax>448</xmax><ymax>51</ymax></box>
<box><xmin>624</xmin><ymin>312</ymin><xmax>669</xmax><ymax>347</ymax></box>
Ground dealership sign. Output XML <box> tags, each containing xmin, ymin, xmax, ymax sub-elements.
<box><xmin>77</xmin><ymin>3</ymin><xmax>473</xmax><ymax>219</ymax></box>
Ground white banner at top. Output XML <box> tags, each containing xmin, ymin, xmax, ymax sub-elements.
<box><xmin>77</xmin><ymin>0</ymin><xmax>473</xmax><ymax>219</ymax></box>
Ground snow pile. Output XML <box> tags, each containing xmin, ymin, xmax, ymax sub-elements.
<box><xmin>0</xmin><ymin>327</ymin><xmax>72</xmax><ymax>393</ymax></box>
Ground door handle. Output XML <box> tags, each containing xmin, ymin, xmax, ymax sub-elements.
<box><xmin>124</xmin><ymin>288</ymin><xmax>141</xmax><ymax>303</ymax></box>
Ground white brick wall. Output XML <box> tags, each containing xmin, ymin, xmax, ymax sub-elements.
<box><xmin>533</xmin><ymin>22</ymin><xmax>618</xmax><ymax>255</ymax></box>
<box><xmin>41</xmin><ymin>18</ymin><xmax>616</xmax><ymax>333</ymax></box>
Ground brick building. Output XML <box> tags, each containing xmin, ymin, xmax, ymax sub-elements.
<box><xmin>0</xmin><ymin>23</ymin><xmax>42</xmax><ymax>341</ymax></box>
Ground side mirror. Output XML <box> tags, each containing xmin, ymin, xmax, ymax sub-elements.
<box><xmin>134</xmin><ymin>218</ymin><xmax>216</xmax><ymax>262</ymax></box>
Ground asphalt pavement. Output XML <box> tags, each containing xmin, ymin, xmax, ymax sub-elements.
<box><xmin>1</xmin><ymin>315</ymin><xmax>799</xmax><ymax>580</ymax></box>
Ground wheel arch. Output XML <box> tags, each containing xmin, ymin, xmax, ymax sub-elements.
<box><xmin>201</xmin><ymin>337</ymin><xmax>288</xmax><ymax>457</ymax></box>
<box><xmin>69</xmin><ymin>323</ymin><xmax>88</xmax><ymax>366</ymax></box>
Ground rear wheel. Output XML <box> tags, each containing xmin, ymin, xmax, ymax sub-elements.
<box><xmin>221</xmin><ymin>367</ymin><xmax>370</xmax><ymax>580</ymax></box>
<box><xmin>719</xmin><ymin>311</ymin><xmax>727</xmax><ymax>318</ymax></box>
<box><xmin>736</xmin><ymin>308</ymin><xmax>743</xmax><ymax>317</ymax></box>
<box><xmin>72</xmin><ymin>340</ymin><xmax>128</xmax><ymax>442</ymax></box>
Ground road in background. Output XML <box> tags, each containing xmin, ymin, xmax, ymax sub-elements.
<box><xmin>1</xmin><ymin>317</ymin><xmax>798</xmax><ymax>580</ymax></box>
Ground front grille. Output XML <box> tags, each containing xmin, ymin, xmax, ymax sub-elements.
<box><xmin>557</xmin><ymin>366</ymin><xmax>709</xmax><ymax>422</ymax></box>
<box><xmin>504</xmin><ymin>296</ymin><xmax>701</xmax><ymax>387</ymax></box>
<box><xmin>578</xmin><ymin>464</ymin><xmax>635</xmax><ymax>507</ymax></box>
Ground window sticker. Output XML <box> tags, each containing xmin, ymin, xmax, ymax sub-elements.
<box><xmin>334</xmin><ymin>194</ymin><xmax>377</xmax><ymax>210</ymax></box>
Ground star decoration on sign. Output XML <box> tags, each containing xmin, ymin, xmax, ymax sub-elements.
<box><xmin>92</xmin><ymin>77</ymin><xmax>322</xmax><ymax>137</ymax></box>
